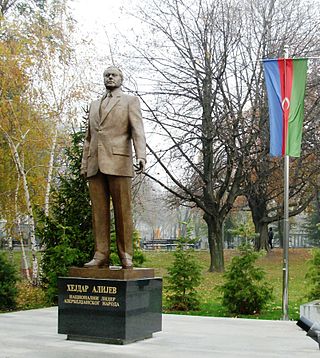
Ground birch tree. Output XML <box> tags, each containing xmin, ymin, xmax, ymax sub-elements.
<box><xmin>27</xmin><ymin>1</ymin><xmax>91</xmax><ymax>216</ymax></box>
<box><xmin>0</xmin><ymin>44</ymin><xmax>48</xmax><ymax>282</ymax></box>
<box><xmin>0</xmin><ymin>125</ymin><xmax>39</xmax><ymax>282</ymax></box>
<box><xmin>0</xmin><ymin>0</ymin><xmax>86</xmax><ymax>282</ymax></box>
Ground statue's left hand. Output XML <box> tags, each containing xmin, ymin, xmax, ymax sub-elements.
<box><xmin>135</xmin><ymin>158</ymin><xmax>146</xmax><ymax>174</ymax></box>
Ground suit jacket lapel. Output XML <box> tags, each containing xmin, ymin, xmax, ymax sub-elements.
<box><xmin>100</xmin><ymin>92</ymin><xmax>121</xmax><ymax>125</ymax></box>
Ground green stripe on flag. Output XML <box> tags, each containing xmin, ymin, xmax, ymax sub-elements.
<box><xmin>286</xmin><ymin>59</ymin><xmax>308</xmax><ymax>157</ymax></box>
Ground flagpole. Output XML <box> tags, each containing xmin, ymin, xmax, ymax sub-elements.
<box><xmin>283</xmin><ymin>155</ymin><xmax>289</xmax><ymax>320</ymax></box>
<box><xmin>282</xmin><ymin>45</ymin><xmax>290</xmax><ymax>321</ymax></box>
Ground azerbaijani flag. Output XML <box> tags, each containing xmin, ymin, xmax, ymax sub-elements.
<box><xmin>262</xmin><ymin>58</ymin><xmax>308</xmax><ymax>157</ymax></box>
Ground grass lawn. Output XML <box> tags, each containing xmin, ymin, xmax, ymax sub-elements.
<box><xmin>1</xmin><ymin>247</ymin><xmax>313</xmax><ymax>320</ymax></box>
<box><xmin>142</xmin><ymin>248</ymin><xmax>313</xmax><ymax>321</ymax></box>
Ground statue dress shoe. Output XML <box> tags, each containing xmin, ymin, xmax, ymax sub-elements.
<box><xmin>121</xmin><ymin>258</ymin><xmax>133</xmax><ymax>269</ymax></box>
<box><xmin>84</xmin><ymin>257</ymin><xmax>109</xmax><ymax>268</ymax></box>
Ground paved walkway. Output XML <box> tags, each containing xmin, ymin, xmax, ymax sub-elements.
<box><xmin>0</xmin><ymin>307</ymin><xmax>318</xmax><ymax>357</ymax></box>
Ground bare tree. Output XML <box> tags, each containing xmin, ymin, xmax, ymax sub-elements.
<box><xmin>120</xmin><ymin>0</ymin><xmax>320</xmax><ymax>270</ymax></box>
<box><xmin>124</xmin><ymin>0</ymin><xmax>256</xmax><ymax>272</ymax></box>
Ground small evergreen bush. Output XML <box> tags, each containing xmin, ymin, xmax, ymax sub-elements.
<box><xmin>220</xmin><ymin>244</ymin><xmax>273</xmax><ymax>315</ymax></box>
<box><xmin>305</xmin><ymin>248</ymin><xmax>320</xmax><ymax>301</ymax></box>
<box><xmin>0</xmin><ymin>252</ymin><xmax>18</xmax><ymax>311</ymax></box>
<box><xmin>16</xmin><ymin>281</ymin><xmax>47</xmax><ymax>310</ymax></box>
<box><xmin>132</xmin><ymin>229</ymin><xmax>145</xmax><ymax>266</ymax></box>
<box><xmin>40</xmin><ymin>223</ymin><xmax>82</xmax><ymax>303</ymax></box>
<box><xmin>166</xmin><ymin>224</ymin><xmax>202</xmax><ymax>311</ymax></box>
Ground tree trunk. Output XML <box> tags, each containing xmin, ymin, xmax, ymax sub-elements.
<box><xmin>248</xmin><ymin>195</ymin><xmax>269</xmax><ymax>251</ymax></box>
<box><xmin>44</xmin><ymin>126</ymin><xmax>58</xmax><ymax>216</ymax></box>
<box><xmin>204</xmin><ymin>213</ymin><xmax>224</xmax><ymax>272</ymax></box>
<box><xmin>278</xmin><ymin>220</ymin><xmax>284</xmax><ymax>248</ymax></box>
<box><xmin>256</xmin><ymin>222</ymin><xmax>269</xmax><ymax>251</ymax></box>
<box><xmin>17</xmin><ymin>218</ymin><xmax>32</xmax><ymax>282</ymax></box>
<box><xmin>14</xmin><ymin>175</ymin><xmax>31</xmax><ymax>282</ymax></box>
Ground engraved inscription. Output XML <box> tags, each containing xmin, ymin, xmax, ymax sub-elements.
<box><xmin>92</xmin><ymin>285</ymin><xmax>117</xmax><ymax>294</ymax></box>
<box><xmin>66</xmin><ymin>284</ymin><xmax>89</xmax><ymax>293</ymax></box>
<box><xmin>63</xmin><ymin>283</ymin><xmax>120</xmax><ymax>307</ymax></box>
<box><xmin>101</xmin><ymin>296</ymin><xmax>120</xmax><ymax>307</ymax></box>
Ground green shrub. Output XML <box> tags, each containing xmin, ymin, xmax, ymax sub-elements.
<box><xmin>306</xmin><ymin>248</ymin><xmax>320</xmax><ymax>301</ymax></box>
<box><xmin>40</xmin><ymin>225</ymin><xmax>81</xmax><ymax>304</ymax></box>
<box><xmin>16</xmin><ymin>281</ymin><xmax>47</xmax><ymax>310</ymax></box>
<box><xmin>166</xmin><ymin>224</ymin><xmax>202</xmax><ymax>311</ymax></box>
<box><xmin>220</xmin><ymin>244</ymin><xmax>273</xmax><ymax>315</ymax></box>
<box><xmin>132</xmin><ymin>229</ymin><xmax>145</xmax><ymax>266</ymax></box>
<box><xmin>0</xmin><ymin>252</ymin><xmax>18</xmax><ymax>311</ymax></box>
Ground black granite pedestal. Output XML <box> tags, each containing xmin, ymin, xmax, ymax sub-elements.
<box><xmin>58</xmin><ymin>275</ymin><xmax>162</xmax><ymax>344</ymax></box>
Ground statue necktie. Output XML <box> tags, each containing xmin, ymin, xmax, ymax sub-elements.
<box><xmin>102</xmin><ymin>93</ymin><xmax>112</xmax><ymax>111</ymax></box>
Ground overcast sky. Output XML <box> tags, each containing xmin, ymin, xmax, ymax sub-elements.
<box><xmin>71</xmin><ymin>0</ymin><xmax>127</xmax><ymax>29</ymax></box>
<box><xmin>69</xmin><ymin>0</ymin><xmax>148</xmax><ymax>93</ymax></box>
<box><xmin>71</xmin><ymin>0</ymin><xmax>134</xmax><ymax>56</ymax></box>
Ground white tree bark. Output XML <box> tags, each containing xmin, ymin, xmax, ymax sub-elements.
<box><xmin>0</xmin><ymin>125</ymin><xmax>39</xmax><ymax>283</ymax></box>
<box><xmin>14</xmin><ymin>175</ymin><xmax>31</xmax><ymax>283</ymax></box>
<box><xmin>44</xmin><ymin>126</ymin><xmax>58</xmax><ymax>217</ymax></box>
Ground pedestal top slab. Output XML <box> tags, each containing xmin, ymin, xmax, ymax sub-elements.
<box><xmin>69</xmin><ymin>266</ymin><xmax>155</xmax><ymax>280</ymax></box>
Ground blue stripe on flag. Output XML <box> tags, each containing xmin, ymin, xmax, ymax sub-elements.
<box><xmin>263</xmin><ymin>60</ymin><xmax>283</xmax><ymax>157</ymax></box>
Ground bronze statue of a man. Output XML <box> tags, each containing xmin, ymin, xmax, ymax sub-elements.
<box><xmin>80</xmin><ymin>66</ymin><xmax>146</xmax><ymax>269</ymax></box>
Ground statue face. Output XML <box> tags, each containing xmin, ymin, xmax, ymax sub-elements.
<box><xmin>103</xmin><ymin>67</ymin><xmax>123</xmax><ymax>90</ymax></box>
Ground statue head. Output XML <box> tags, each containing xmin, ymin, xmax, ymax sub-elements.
<box><xmin>103</xmin><ymin>66</ymin><xmax>123</xmax><ymax>90</ymax></box>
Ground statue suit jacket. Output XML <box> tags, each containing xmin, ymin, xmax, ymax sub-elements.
<box><xmin>81</xmin><ymin>88</ymin><xmax>146</xmax><ymax>178</ymax></box>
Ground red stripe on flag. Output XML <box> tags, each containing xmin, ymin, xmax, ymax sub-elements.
<box><xmin>278</xmin><ymin>59</ymin><xmax>293</xmax><ymax>156</ymax></box>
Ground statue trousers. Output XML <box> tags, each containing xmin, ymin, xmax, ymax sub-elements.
<box><xmin>88</xmin><ymin>171</ymin><xmax>133</xmax><ymax>261</ymax></box>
